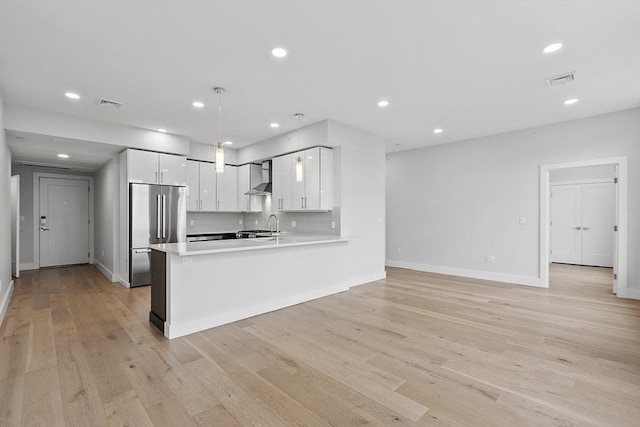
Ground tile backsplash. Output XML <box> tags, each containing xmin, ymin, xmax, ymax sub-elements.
<box><xmin>187</xmin><ymin>212</ymin><xmax>243</xmax><ymax>233</ymax></box>
<box><xmin>187</xmin><ymin>199</ymin><xmax>340</xmax><ymax>236</ymax></box>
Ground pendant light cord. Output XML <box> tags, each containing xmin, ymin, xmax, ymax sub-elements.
<box><xmin>218</xmin><ymin>90</ymin><xmax>222</xmax><ymax>143</ymax></box>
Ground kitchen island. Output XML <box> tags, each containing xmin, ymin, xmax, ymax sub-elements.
<box><xmin>149</xmin><ymin>234</ymin><xmax>350</xmax><ymax>339</ymax></box>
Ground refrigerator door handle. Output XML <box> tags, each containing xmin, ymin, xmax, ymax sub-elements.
<box><xmin>162</xmin><ymin>194</ymin><xmax>167</xmax><ymax>239</ymax></box>
<box><xmin>156</xmin><ymin>194</ymin><xmax>162</xmax><ymax>239</ymax></box>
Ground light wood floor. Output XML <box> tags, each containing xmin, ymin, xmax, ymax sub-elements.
<box><xmin>1</xmin><ymin>263</ymin><xmax>638</xmax><ymax>426</ymax></box>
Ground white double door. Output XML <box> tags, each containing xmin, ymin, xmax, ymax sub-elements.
<box><xmin>551</xmin><ymin>182</ymin><xmax>615</xmax><ymax>267</ymax></box>
<box><xmin>39</xmin><ymin>177</ymin><xmax>90</xmax><ymax>267</ymax></box>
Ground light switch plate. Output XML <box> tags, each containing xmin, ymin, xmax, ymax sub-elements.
<box><xmin>190</xmin><ymin>219</ymin><xmax>194</xmax><ymax>226</ymax></box>
<box><xmin>292</xmin><ymin>220</ymin><xmax>297</xmax><ymax>227</ymax></box>
<box><xmin>239</xmin><ymin>219</ymin><xmax>243</xmax><ymax>225</ymax></box>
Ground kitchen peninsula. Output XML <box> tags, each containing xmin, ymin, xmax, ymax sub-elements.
<box><xmin>149</xmin><ymin>233</ymin><xmax>348</xmax><ymax>339</ymax></box>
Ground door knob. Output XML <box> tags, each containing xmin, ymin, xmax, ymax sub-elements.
<box><xmin>582</xmin><ymin>227</ymin><xmax>591</xmax><ymax>230</ymax></box>
<box><xmin>40</xmin><ymin>227</ymin><xmax>50</xmax><ymax>231</ymax></box>
<box><xmin>573</xmin><ymin>226</ymin><xmax>582</xmax><ymax>230</ymax></box>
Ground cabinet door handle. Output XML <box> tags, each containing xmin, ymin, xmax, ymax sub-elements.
<box><xmin>304</xmin><ymin>196</ymin><xmax>307</xmax><ymax>209</ymax></box>
<box><xmin>247</xmin><ymin>201</ymin><xmax>250</xmax><ymax>210</ymax></box>
<box><xmin>155</xmin><ymin>171</ymin><xmax>158</xmax><ymax>183</ymax></box>
<box><xmin>200</xmin><ymin>200</ymin><xmax>202</xmax><ymax>210</ymax></box>
<box><xmin>161</xmin><ymin>171</ymin><xmax>164</xmax><ymax>183</ymax></box>
<box><xmin>217</xmin><ymin>200</ymin><xmax>220</xmax><ymax>210</ymax></box>
<box><xmin>301</xmin><ymin>197</ymin><xmax>304</xmax><ymax>208</ymax></box>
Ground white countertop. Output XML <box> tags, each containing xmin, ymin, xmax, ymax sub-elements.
<box><xmin>151</xmin><ymin>233</ymin><xmax>347</xmax><ymax>256</ymax></box>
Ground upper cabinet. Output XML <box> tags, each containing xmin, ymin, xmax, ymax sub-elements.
<box><xmin>216</xmin><ymin>165</ymin><xmax>238</xmax><ymax>212</ymax></box>
<box><xmin>273</xmin><ymin>147</ymin><xmax>333</xmax><ymax>211</ymax></box>
<box><xmin>125</xmin><ymin>149</ymin><xmax>187</xmax><ymax>186</ymax></box>
<box><xmin>186</xmin><ymin>160</ymin><xmax>238</xmax><ymax>212</ymax></box>
<box><xmin>186</xmin><ymin>160</ymin><xmax>217</xmax><ymax>211</ymax></box>
<box><xmin>238</xmin><ymin>164</ymin><xmax>263</xmax><ymax>212</ymax></box>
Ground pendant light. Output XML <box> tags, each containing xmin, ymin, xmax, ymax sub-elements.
<box><xmin>294</xmin><ymin>113</ymin><xmax>304</xmax><ymax>182</ymax></box>
<box><xmin>213</xmin><ymin>87</ymin><xmax>225</xmax><ymax>174</ymax></box>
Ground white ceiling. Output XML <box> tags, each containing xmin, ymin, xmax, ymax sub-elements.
<box><xmin>1</xmin><ymin>0</ymin><xmax>639</xmax><ymax>164</ymax></box>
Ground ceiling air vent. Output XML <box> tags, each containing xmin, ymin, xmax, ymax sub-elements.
<box><xmin>18</xmin><ymin>161</ymin><xmax>72</xmax><ymax>170</ymax></box>
<box><xmin>96</xmin><ymin>97</ymin><xmax>123</xmax><ymax>108</ymax></box>
<box><xmin>545</xmin><ymin>72</ymin><xmax>576</xmax><ymax>88</ymax></box>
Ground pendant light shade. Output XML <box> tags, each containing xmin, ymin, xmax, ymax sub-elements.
<box><xmin>295</xmin><ymin>113</ymin><xmax>304</xmax><ymax>183</ymax></box>
<box><xmin>215</xmin><ymin>142</ymin><xmax>225</xmax><ymax>173</ymax></box>
<box><xmin>213</xmin><ymin>87</ymin><xmax>225</xmax><ymax>174</ymax></box>
<box><xmin>295</xmin><ymin>155</ymin><xmax>303</xmax><ymax>182</ymax></box>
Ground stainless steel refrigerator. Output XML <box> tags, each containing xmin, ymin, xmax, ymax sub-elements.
<box><xmin>129</xmin><ymin>183</ymin><xmax>186</xmax><ymax>287</ymax></box>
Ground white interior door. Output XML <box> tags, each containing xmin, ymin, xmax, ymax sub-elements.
<box><xmin>39</xmin><ymin>177</ymin><xmax>90</xmax><ymax>267</ymax></box>
<box><xmin>551</xmin><ymin>185</ymin><xmax>582</xmax><ymax>264</ymax></box>
<box><xmin>582</xmin><ymin>183</ymin><xmax>615</xmax><ymax>267</ymax></box>
<box><xmin>11</xmin><ymin>175</ymin><xmax>20</xmax><ymax>278</ymax></box>
<box><xmin>551</xmin><ymin>182</ymin><xmax>614</xmax><ymax>267</ymax></box>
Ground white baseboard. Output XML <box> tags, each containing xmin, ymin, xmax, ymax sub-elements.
<box><xmin>348</xmin><ymin>271</ymin><xmax>387</xmax><ymax>287</ymax></box>
<box><xmin>0</xmin><ymin>280</ymin><xmax>15</xmax><ymax>328</ymax></box>
<box><xmin>385</xmin><ymin>260</ymin><xmax>543</xmax><ymax>288</ymax></box>
<box><xmin>20</xmin><ymin>262</ymin><xmax>38</xmax><ymax>271</ymax></box>
<box><xmin>94</xmin><ymin>260</ymin><xmax>118</xmax><ymax>282</ymax></box>
<box><xmin>618</xmin><ymin>287</ymin><xmax>640</xmax><ymax>300</ymax></box>
<box><xmin>166</xmin><ymin>282</ymin><xmax>349</xmax><ymax>339</ymax></box>
<box><xmin>117</xmin><ymin>275</ymin><xmax>130</xmax><ymax>288</ymax></box>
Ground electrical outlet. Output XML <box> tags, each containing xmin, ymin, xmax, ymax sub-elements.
<box><xmin>101</xmin><ymin>250</ymin><xmax>105</xmax><ymax>257</ymax></box>
<box><xmin>239</xmin><ymin>219</ymin><xmax>243</xmax><ymax>225</ymax></box>
<box><xmin>519</xmin><ymin>216</ymin><xmax>526</xmax><ymax>225</ymax></box>
<box><xmin>331</xmin><ymin>221</ymin><xmax>336</xmax><ymax>229</ymax></box>
<box><xmin>190</xmin><ymin>219</ymin><xmax>194</xmax><ymax>226</ymax></box>
<box><xmin>292</xmin><ymin>220</ymin><xmax>297</xmax><ymax>227</ymax></box>
<box><xmin>486</xmin><ymin>255</ymin><xmax>495</xmax><ymax>263</ymax></box>
<box><xmin>255</xmin><ymin>220</ymin><xmax>258</xmax><ymax>225</ymax></box>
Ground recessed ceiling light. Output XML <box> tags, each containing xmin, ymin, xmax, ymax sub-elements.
<box><xmin>272</xmin><ymin>47</ymin><xmax>287</xmax><ymax>58</ymax></box>
<box><xmin>270</xmin><ymin>123</ymin><xmax>280</xmax><ymax>128</ymax></box>
<box><xmin>157</xmin><ymin>128</ymin><xmax>168</xmax><ymax>133</ymax></box>
<box><xmin>543</xmin><ymin>43</ymin><xmax>563</xmax><ymax>54</ymax></box>
<box><xmin>564</xmin><ymin>98</ymin><xmax>579</xmax><ymax>105</ymax></box>
<box><xmin>65</xmin><ymin>92</ymin><xmax>80</xmax><ymax>100</ymax></box>
<box><xmin>57</xmin><ymin>153</ymin><xmax>69</xmax><ymax>159</ymax></box>
<box><xmin>192</xmin><ymin>101</ymin><xmax>204</xmax><ymax>108</ymax></box>
<box><xmin>433</xmin><ymin>128</ymin><xmax>443</xmax><ymax>134</ymax></box>
<box><xmin>223</xmin><ymin>141</ymin><xmax>233</xmax><ymax>146</ymax></box>
<box><xmin>377</xmin><ymin>100</ymin><xmax>389</xmax><ymax>107</ymax></box>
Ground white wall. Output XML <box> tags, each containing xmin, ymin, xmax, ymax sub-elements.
<box><xmin>94</xmin><ymin>157</ymin><xmax>120</xmax><ymax>280</ymax></box>
<box><xmin>0</xmin><ymin>91</ymin><xmax>15</xmax><ymax>325</ymax></box>
<box><xmin>550</xmin><ymin>164</ymin><xmax>616</xmax><ymax>182</ymax></box>
<box><xmin>386</xmin><ymin>108</ymin><xmax>640</xmax><ymax>290</ymax></box>
<box><xmin>4</xmin><ymin>104</ymin><xmax>190</xmax><ymax>155</ymax></box>
<box><xmin>189</xmin><ymin>141</ymin><xmax>238</xmax><ymax>165</ymax></box>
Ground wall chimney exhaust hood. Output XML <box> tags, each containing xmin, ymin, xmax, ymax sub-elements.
<box><xmin>244</xmin><ymin>160</ymin><xmax>272</xmax><ymax>196</ymax></box>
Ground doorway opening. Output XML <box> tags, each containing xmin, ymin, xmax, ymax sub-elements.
<box><xmin>32</xmin><ymin>173</ymin><xmax>94</xmax><ymax>269</ymax></box>
<box><xmin>540</xmin><ymin>157</ymin><xmax>628</xmax><ymax>297</ymax></box>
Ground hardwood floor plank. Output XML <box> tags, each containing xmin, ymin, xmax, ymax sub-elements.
<box><xmin>55</xmin><ymin>338</ymin><xmax>109</xmax><ymax>426</ymax></box>
<box><xmin>21</xmin><ymin>366</ymin><xmax>65</xmax><ymax>427</ymax></box>
<box><xmin>25</xmin><ymin>308</ymin><xmax>57</xmax><ymax>372</ymax></box>
<box><xmin>0</xmin><ymin>334</ymin><xmax>28</xmax><ymax>426</ymax></box>
<box><xmin>102</xmin><ymin>390</ymin><xmax>154</xmax><ymax>427</ymax></box>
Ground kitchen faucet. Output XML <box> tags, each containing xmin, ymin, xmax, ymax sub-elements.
<box><xmin>268</xmin><ymin>214</ymin><xmax>280</xmax><ymax>235</ymax></box>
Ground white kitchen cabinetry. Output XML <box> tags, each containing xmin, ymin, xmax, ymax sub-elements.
<box><xmin>272</xmin><ymin>154</ymin><xmax>292</xmax><ymax>210</ymax></box>
<box><xmin>216</xmin><ymin>165</ymin><xmax>238</xmax><ymax>211</ymax></box>
<box><xmin>238</xmin><ymin>164</ymin><xmax>262</xmax><ymax>212</ymax></box>
<box><xmin>274</xmin><ymin>147</ymin><xmax>332</xmax><ymax>211</ymax></box>
<box><xmin>126</xmin><ymin>149</ymin><xmax>187</xmax><ymax>185</ymax></box>
<box><xmin>186</xmin><ymin>160</ymin><xmax>217</xmax><ymax>211</ymax></box>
